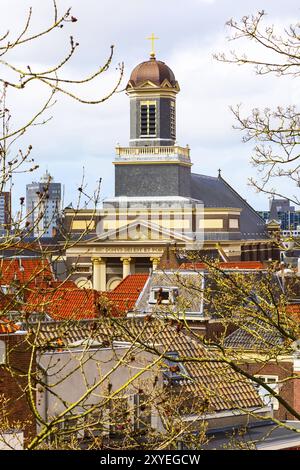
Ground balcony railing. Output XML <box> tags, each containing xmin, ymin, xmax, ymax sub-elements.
<box><xmin>115</xmin><ymin>145</ymin><xmax>191</xmax><ymax>163</ymax></box>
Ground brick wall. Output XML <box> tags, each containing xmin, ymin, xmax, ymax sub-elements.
<box><xmin>293</xmin><ymin>371</ymin><xmax>300</xmax><ymax>417</ymax></box>
<box><xmin>0</xmin><ymin>333</ymin><xmax>36</xmax><ymax>443</ymax></box>
<box><xmin>241</xmin><ymin>361</ymin><xmax>294</xmax><ymax>420</ymax></box>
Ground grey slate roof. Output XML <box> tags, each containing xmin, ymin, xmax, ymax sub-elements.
<box><xmin>224</xmin><ymin>319</ymin><xmax>284</xmax><ymax>350</ymax></box>
<box><xmin>135</xmin><ymin>270</ymin><xmax>204</xmax><ymax>316</ymax></box>
<box><xmin>191</xmin><ymin>173</ymin><xmax>269</xmax><ymax>240</ymax></box>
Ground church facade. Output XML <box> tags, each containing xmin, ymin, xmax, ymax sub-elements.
<box><xmin>62</xmin><ymin>51</ymin><xmax>275</xmax><ymax>291</ymax></box>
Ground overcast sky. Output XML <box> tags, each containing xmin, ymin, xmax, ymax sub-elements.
<box><xmin>2</xmin><ymin>0</ymin><xmax>300</xmax><ymax>213</ymax></box>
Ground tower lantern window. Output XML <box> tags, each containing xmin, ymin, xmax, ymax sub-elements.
<box><xmin>140</xmin><ymin>101</ymin><xmax>156</xmax><ymax>137</ymax></box>
<box><xmin>170</xmin><ymin>100</ymin><xmax>176</xmax><ymax>139</ymax></box>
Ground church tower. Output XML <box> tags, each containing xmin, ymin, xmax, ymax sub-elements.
<box><xmin>114</xmin><ymin>40</ymin><xmax>192</xmax><ymax>198</ymax></box>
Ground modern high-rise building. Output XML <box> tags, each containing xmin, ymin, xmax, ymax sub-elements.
<box><xmin>0</xmin><ymin>192</ymin><xmax>11</xmax><ymax>235</ymax></box>
<box><xmin>259</xmin><ymin>198</ymin><xmax>300</xmax><ymax>231</ymax></box>
<box><xmin>26</xmin><ymin>171</ymin><xmax>61</xmax><ymax>238</ymax></box>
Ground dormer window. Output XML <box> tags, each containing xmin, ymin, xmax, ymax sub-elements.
<box><xmin>149</xmin><ymin>286</ymin><xmax>179</xmax><ymax>305</ymax></box>
<box><xmin>163</xmin><ymin>351</ymin><xmax>190</xmax><ymax>383</ymax></box>
<box><xmin>140</xmin><ymin>101</ymin><xmax>156</xmax><ymax>137</ymax></box>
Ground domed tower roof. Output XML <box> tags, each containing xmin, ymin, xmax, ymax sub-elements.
<box><xmin>128</xmin><ymin>57</ymin><xmax>178</xmax><ymax>88</ymax></box>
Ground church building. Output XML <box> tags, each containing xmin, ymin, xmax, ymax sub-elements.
<box><xmin>62</xmin><ymin>45</ymin><xmax>275</xmax><ymax>291</ymax></box>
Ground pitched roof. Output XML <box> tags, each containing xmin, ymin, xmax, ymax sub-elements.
<box><xmin>113</xmin><ymin>274</ymin><xmax>149</xmax><ymax>294</ymax></box>
<box><xmin>102</xmin><ymin>274</ymin><xmax>149</xmax><ymax>315</ymax></box>
<box><xmin>0</xmin><ymin>318</ymin><xmax>20</xmax><ymax>334</ymax></box>
<box><xmin>23</xmin><ymin>275</ymin><xmax>147</xmax><ymax>320</ymax></box>
<box><xmin>0</xmin><ymin>258</ymin><xmax>54</xmax><ymax>285</ymax></box>
<box><xmin>29</xmin><ymin>317</ymin><xmax>262</xmax><ymax>413</ymax></box>
<box><xmin>135</xmin><ymin>271</ymin><xmax>203</xmax><ymax>315</ymax></box>
<box><xmin>191</xmin><ymin>174</ymin><xmax>269</xmax><ymax>240</ymax></box>
<box><xmin>103</xmin><ymin>292</ymin><xmax>140</xmax><ymax>314</ymax></box>
<box><xmin>224</xmin><ymin>320</ymin><xmax>284</xmax><ymax>350</ymax></box>
<box><xmin>286</xmin><ymin>304</ymin><xmax>300</xmax><ymax>322</ymax></box>
<box><xmin>24</xmin><ymin>288</ymin><xmax>102</xmax><ymax>320</ymax></box>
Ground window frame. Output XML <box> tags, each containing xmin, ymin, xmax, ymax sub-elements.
<box><xmin>254</xmin><ymin>374</ymin><xmax>279</xmax><ymax>411</ymax></box>
<box><xmin>140</xmin><ymin>101</ymin><xmax>157</xmax><ymax>137</ymax></box>
<box><xmin>163</xmin><ymin>351</ymin><xmax>190</xmax><ymax>384</ymax></box>
<box><xmin>149</xmin><ymin>286</ymin><xmax>179</xmax><ymax>305</ymax></box>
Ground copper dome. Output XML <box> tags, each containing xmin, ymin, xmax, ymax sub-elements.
<box><xmin>129</xmin><ymin>58</ymin><xmax>177</xmax><ymax>87</ymax></box>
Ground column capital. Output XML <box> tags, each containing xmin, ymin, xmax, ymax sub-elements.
<box><xmin>91</xmin><ymin>257</ymin><xmax>106</xmax><ymax>265</ymax></box>
<box><xmin>120</xmin><ymin>257</ymin><xmax>131</xmax><ymax>265</ymax></box>
<box><xmin>150</xmin><ymin>256</ymin><xmax>160</xmax><ymax>271</ymax></box>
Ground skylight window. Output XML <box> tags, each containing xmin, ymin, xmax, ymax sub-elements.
<box><xmin>163</xmin><ymin>351</ymin><xmax>190</xmax><ymax>383</ymax></box>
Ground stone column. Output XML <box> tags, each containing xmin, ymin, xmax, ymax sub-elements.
<box><xmin>92</xmin><ymin>257</ymin><xmax>106</xmax><ymax>291</ymax></box>
<box><xmin>121</xmin><ymin>257</ymin><xmax>131</xmax><ymax>279</ymax></box>
<box><xmin>150</xmin><ymin>257</ymin><xmax>160</xmax><ymax>271</ymax></box>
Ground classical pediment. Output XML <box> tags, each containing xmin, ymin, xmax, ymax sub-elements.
<box><xmin>84</xmin><ymin>219</ymin><xmax>194</xmax><ymax>244</ymax></box>
<box><xmin>160</xmin><ymin>78</ymin><xmax>175</xmax><ymax>89</ymax></box>
<box><xmin>137</xmin><ymin>80</ymin><xmax>159</xmax><ymax>89</ymax></box>
<box><xmin>267</xmin><ymin>219</ymin><xmax>281</xmax><ymax>228</ymax></box>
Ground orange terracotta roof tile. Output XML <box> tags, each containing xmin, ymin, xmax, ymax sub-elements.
<box><xmin>0</xmin><ymin>318</ymin><xmax>20</xmax><ymax>334</ymax></box>
<box><xmin>24</xmin><ymin>288</ymin><xmax>101</xmax><ymax>320</ymax></box>
<box><xmin>103</xmin><ymin>292</ymin><xmax>138</xmax><ymax>314</ymax></box>
<box><xmin>286</xmin><ymin>304</ymin><xmax>300</xmax><ymax>322</ymax></box>
<box><xmin>113</xmin><ymin>274</ymin><xmax>149</xmax><ymax>294</ymax></box>
<box><xmin>286</xmin><ymin>304</ymin><xmax>300</xmax><ymax>314</ymax></box>
<box><xmin>100</xmin><ymin>274</ymin><xmax>149</xmax><ymax>315</ymax></box>
<box><xmin>31</xmin><ymin>280</ymin><xmax>77</xmax><ymax>290</ymax></box>
<box><xmin>0</xmin><ymin>258</ymin><xmax>54</xmax><ymax>286</ymax></box>
<box><xmin>23</xmin><ymin>275</ymin><xmax>148</xmax><ymax>320</ymax></box>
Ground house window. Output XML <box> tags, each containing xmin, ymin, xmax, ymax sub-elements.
<box><xmin>149</xmin><ymin>287</ymin><xmax>179</xmax><ymax>305</ymax></box>
<box><xmin>170</xmin><ymin>101</ymin><xmax>176</xmax><ymax>139</ymax></box>
<box><xmin>0</xmin><ymin>340</ymin><xmax>5</xmax><ymax>364</ymax></box>
<box><xmin>84</xmin><ymin>408</ymin><xmax>110</xmax><ymax>438</ymax></box>
<box><xmin>133</xmin><ymin>393</ymin><xmax>151</xmax><ymax>432</ymax></box>
<box><xmin>140</xmin><ymin>101</ymin><xmax>156</xmax><ymax>137</ymax></box>
<box><xmin>163</xmin><ymin>351</ymin><xmax>190</xmax><ymax>384</ymax></box>
<box><xmin>255</xmin><ymin>375</ymin><xmax>279</xmax><ymax>411</ymax></box>
<box><xmin>109</xmin><ymin>396</ymin><xmax>129</xmax><ymax>436</ymax></box>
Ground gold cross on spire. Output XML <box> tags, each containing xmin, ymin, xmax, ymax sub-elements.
<box><xmin>147</xmin><ymin>33</ymin><xmax>159</xmax><ymax>59</ymax></box>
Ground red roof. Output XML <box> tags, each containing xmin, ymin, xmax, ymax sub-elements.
<box><xmin>102</xmin><ymin>274</ymin><xmax>148</xmax><ymax>314</ymax></box>
<box><xmin>0</xmin><ymin>319</ymin><xmax>20</xmax><ymax>334</ymax></box>
<box><xmin>286</xmin><ymin>304</ymin><xmax>300</xmax><ymax>318</ymax></box>
<box><xmin>0</xmin><ymin>258</ymin><xmax>54</xmax><ymax>285</ymax></box>
<box><xmin>103</xmin><ymin>292</ymin><xmax>139</xmax><ymax>314</ymax></box>
<box><xmin>24</xmin><ymin>288</ymin><xmax>102</xmax><ymax>320</ymax></box>
<box><xmin>180</xmin><ymin>261</ymin><xmax>264</xmax><ymax>270</ymax></box>
<box><xmin>113</xmin><ymin>274</ymin><xmax>149</xmax><ymax>294</ymax></box>
<box><xmin>32</xmin><ymin>280</ymin><xmax>77</xmax><ymax>290</ymax></box>
<box><xmin>23</xmin><ymin>274</ymin><xmax>149</xmax><ymax>320</ymax></box>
